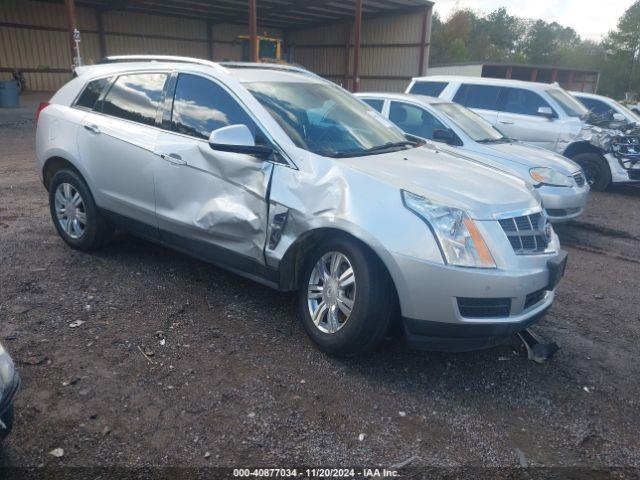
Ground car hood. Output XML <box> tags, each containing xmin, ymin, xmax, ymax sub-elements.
<box><xmin>339</xmin><ymin>145</ymin><xmax>541</xmax><ymax>220</ymax></box>
<box><xmin>477</xmin><ymin>141</ymin><xmax>581</xmax><ymax>175</ymax></box>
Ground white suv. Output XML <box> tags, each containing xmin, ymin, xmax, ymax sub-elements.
<box><xmin>407</xmin><ymin>76</ymin><xmax>640</xmax><ymax>190</ymax></box>
<box><xmin>36</xmin><ymin>56</ymin><xmax>567</xmax><ymax>356</ymax></box>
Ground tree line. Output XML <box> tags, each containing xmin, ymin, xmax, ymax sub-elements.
<box><xmin>429</xmin><ymin>1</ymin><xmax>640</xmax><ymax>100</ymax></box>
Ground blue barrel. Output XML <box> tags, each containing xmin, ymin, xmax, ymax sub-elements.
<box><xmin>0</xmin><ymin>80</ymin><xmax>19</xmax><ymax>108</ymax></box>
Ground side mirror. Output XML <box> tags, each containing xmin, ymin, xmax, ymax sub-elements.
<box><xmin>537</xmin><ymin>106</ymin><xmax>555</xmax><ymax>119</ymax></box>
<box><xmin>433</xmin><ymin>129</ymin><xmax>457</xmax><ymax>145</ymax></box>
<box><xmin>613</xmin><ymin>112</ymin><xmax>626</xmax><ymax>122</ymax></box>
<box><xmin>209</xmin><ymin>124</ymin><xmax>273</xmax><ymax>158</ymax></box>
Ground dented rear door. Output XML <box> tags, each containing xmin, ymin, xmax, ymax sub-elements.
<box><xmin>153</xmin><ymin>73</ymin><xmax>273</xmax><ymax>270</ymax></box>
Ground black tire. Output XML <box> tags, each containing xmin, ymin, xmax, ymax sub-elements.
<box><xmin>48</xmin><ymin>169</ymin><xmax>114</xmax><ymax>251</ymax></box>
<box><xmin>0</xmin><ymin>406</ymin><xmax>13</xmax><ymax>443</ymax></box>
<box><xmin>297</xmin><ymin>236</ymin><xmax>394</xmax><ymax>357</ymax></box>
<box><xmin>571</xmin><ymin>152</ymin><xmax>612</xmax><ymax>191</ymax></box>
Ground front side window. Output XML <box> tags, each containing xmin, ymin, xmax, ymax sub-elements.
<box><xmin>432</xmin><ymin>102</ymin><xmax>505</xmax><ymax>142</ymax></box>
<box><xmin>453</xmin><ymin>84</ymin><xmax>501</xmax><ymax>111</ymax></box>
<box><xmin>75</xmin><ymin>77</ymin><xmax>112</xmax><ymax>110</ymax></box>
<box><xmin>501</xmin><ymin>88</ymin><xmax>552</xmax><ymax>116</ymax></box>
<box><xmin>546</xmin><ymin>88</ymin><xmax>588</xmax><ymax>117</ymax></box>
<box><xmin>245</xmin><ymin>81</ymin><xmax>411</xmax><ymax>158</ymax></box>
<box><xmin>409</xmin><ymin>81</ymin><xmax>449</xmax><ymax>97</ymax></box>
<box><xmin>361</xmin><ymin>98</ymin><xmax>384</xmax><ymax>112</ymax></box>
<box><xmin>101</xmin><ymin>73</ymin><xmax>167</xmax><ymax>126</ymax></box>
<box><xmin>389</xmin><ymin>101</ymin><xmax>448</xmax><ymax>140</ymax></box>
<box><xmin>578</xmin><ymin>97</ymin><xmax>613</xmax><ymax>116</ymax></box>
<box><xmin>171</xmin><ymin>74</ymin><xmax>258</xmax><ymax>140</ymax></box>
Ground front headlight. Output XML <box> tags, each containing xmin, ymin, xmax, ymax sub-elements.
<box><xmin>402</xmin><ymin>191</ymin><xmax>496</xmax><ymax>268</ymax></box>
<box><xmin>529</xmin><ymin>167</ymin><xmax>573</xmax><ymax>187</ymax></box>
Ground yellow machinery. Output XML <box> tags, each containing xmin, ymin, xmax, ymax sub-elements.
<box><xmin>237</xmin><ymin>34</ymin><xmax>283</xmax><ymax>62</ymax></box>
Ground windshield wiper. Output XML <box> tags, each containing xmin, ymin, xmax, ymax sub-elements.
<box><xmin>331</xmin><ymin>141</ymin><xmax>419</xmax><ymax>158</ymax></box>
<box><xmin>477</xmin><ymin>137</ymin><xmax>510</xmax><ymax>144</ymax></box>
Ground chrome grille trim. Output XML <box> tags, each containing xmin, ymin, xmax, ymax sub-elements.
<box><xmin>573</xmin><ymin>171</ymin><xmax>586</xmax><ymax>187</ymax></box>
<box><xmin>498</xmin><ymin>212</ymin><xmax>550</xmax><ymax>255</ymax></box>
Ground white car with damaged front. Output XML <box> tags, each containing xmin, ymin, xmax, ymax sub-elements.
<box><xmin>36</xmin><ymin>56</ymin><xmax>567</xmax><ymax>356</ymax></box>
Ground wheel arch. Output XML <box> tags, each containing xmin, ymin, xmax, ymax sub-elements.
<box><xmin>563</xmin><ymin>140</ymin><xmax>604</xmax><ymax>159</ymax></box>
<box><xmin>277</xmin><ymin>227</ymin><xmax>401</xmax><ymax>315</ymax></box>
<box><xmin>42</xmin><ymin>156</ymin><xmax>84</xmax><ymax>191</ymax></box>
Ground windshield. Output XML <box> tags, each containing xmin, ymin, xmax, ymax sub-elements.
<box><xmin>431</xmin><ymin>102</ymin><xmax>505</xmax><ymax>142</ymax></box>
<box><xmin>616</xmin><ymin>102</ymin><xmax>640</xmax><ymax>123</ymax></box>
<box><xmin>546</xmin><ymin>88</ymin><xmax>589</xmax><ymax>117</ymax></box>
<box><xmin>244</xmin><ymin>81</ymin><xmax>412</xmax><ymax>157</ymax></box>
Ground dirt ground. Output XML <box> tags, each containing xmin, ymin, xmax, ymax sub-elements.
<box><xmin>0</xmin><ymin>95</ymin><xmax>639</xmax><ymax>474</ymax></box>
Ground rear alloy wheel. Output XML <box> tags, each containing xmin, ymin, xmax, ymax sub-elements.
<box><xmin>298</xmin><ymin>237</ymin><xmax>394</xmax><ymax>356</ymax></box>
<box><xmin>572</xmin><ymin>152</ymin><xmax>612</xmax><ymax>191</ymax></box>
<box><xmin>49</xmin><ymin>169</ymin><xmax>114</xmax><ymax>250</ymax></box>
<box><xmin>54</xmin><ymin>182</ymin><xmax>87</xmax><ymax>240</ymax></box>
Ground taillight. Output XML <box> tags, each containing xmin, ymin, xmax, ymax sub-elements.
<box><xmin>35</xmin><ymin>102</ymin><xmax>50</xmax><ymax>123</ymax></box>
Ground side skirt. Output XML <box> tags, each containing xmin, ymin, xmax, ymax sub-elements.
<box><xmin>100</xmin><ymin>208</ymin><xmax>281</xmax><ymax>290</ymax></box>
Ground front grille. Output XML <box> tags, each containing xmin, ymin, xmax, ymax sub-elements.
<box><xmin>628</xmin><ymin>169</ymin><xmax>640</xmax><ymax>180</ymax></box>
<box><xmin>457</xmin><ymin>297</ymin><xmax>511</xmax><ymax>318</ymax></box>
<box><xmin>524</xmin><ymin>289</ymin><xmax>547</xmax><ymax>310</ymax></box>
<box><xmin>499</xmin><ymin>212</ymin><xmax>549</xmax><ymax>255</ymax></box>
<box><xmin>573</xmin><ymin>171</ymin><xmax>586</xmax><ymax>187</ymax></box>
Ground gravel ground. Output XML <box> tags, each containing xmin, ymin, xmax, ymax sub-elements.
<box><xmin>0</xmin><ymin>96</ymin><xmax>639</xmax><ymax>474</ymax></box>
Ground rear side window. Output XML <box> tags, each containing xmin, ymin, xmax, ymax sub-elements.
<box><xmin>74</xmin><ymin>77</ymin><xmax>111</xmax><ymax>110</ymax></box>
<box><xmin>101</xmin><ymin>73</ymin><xmax>167</xmax><ymax>127</ymax></box>
<box><xmin>409</xmin><ymin>81</ymin><xmax>448</xmax><ymax>97</ymax></box>
<box><xmin>361</xmin><ymin>98</ymin><xmax>384</xmax><ymax>112</ymax></box>
<box><xmin>453</xmin><ymin>84</ymin><xmax>501</xmax><ymax>111</ymax></box>
<box><xmin>170</xmin><ymin>73</ymin><xmax>257</xmax><ymax>140</ymax></box>
<box><xmin>501</xmin><ymin>88</ymin><xmax>553</xmax><ymax>116</ymax></box>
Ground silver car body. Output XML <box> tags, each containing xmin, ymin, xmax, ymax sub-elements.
<box><xmin>36</xmin><ymin>57</ymin><xmax>566</xmax><ymax>351</ymax></box>
<box><xmin>407</xmin><ymin>76</ymin><xmax>640</xmax><ymax>185</ymax></box>
<box><xmin>356</xmin><ymin>92</ymin><xmax>590</xmax><ymax>222</ymax></box>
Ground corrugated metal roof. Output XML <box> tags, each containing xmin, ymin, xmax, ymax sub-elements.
<box><xmin>65</xmin><ymin>0</ymin><xmax>433</xmax><ymax>28</ymax></box>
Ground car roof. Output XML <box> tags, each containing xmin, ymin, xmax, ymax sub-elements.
<box><xmin>74</xmin><ymin>56</ymin><xmax>323</xmax><ymax>84</ymax></box>
<box><xmin>411</xmin><ymin>75</ymin><xmax>561</xmax><ymax>91</ymax></box>
<box><xmin>356</xmin><ymin>92</ymin><xmax>450</xmax><ymax>106</ymax></box>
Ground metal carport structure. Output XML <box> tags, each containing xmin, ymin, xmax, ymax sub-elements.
<box><xmin>1</xmin><ymin>0</ymin><xmax>433</xmax><ymax>92</ymax></box>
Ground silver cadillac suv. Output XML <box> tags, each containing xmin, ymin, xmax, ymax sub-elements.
<box><xmin>35</xmin><ymin>56</ymin><xmax>567</xmax><ymax>356</ymax></box>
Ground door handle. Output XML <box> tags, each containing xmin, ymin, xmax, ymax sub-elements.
<box><xmin>499</xmin><ymin>120</ymin><xmax>514</xmax><ymax>125</ymax></box>
<box><xmin>83</xmin><ymin>124</ymin><xmax>100</xmax><ymax>134</ymax></box>
<box><xmin>161</xmin><ymin>153</ymin><xmax>186</xmax><ymax>165</ymax></box>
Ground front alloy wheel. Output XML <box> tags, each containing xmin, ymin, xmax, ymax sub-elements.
<box><xmin>54</xmin><ymin>182</ymin><xmax>87</xmax><ymax>239</ymax></box>
<box><xmin>307</xmin><ymin>252</ymin><xmax>356</xmax><ymax>334</ymax></box>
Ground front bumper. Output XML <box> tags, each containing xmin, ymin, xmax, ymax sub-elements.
<box><xmin>537</xmin><ymin>183</ymin><xmax>589</xmax><ymax>223</ymax></box>
<box><xmin>605</xmin><ymin>153</ymin><xmax>640</xmax><ymax>184</ymax></box>
<box><xmin>390</xmin><ymin>242</ymin><xmax>567</xmax><ymax>352</ymax></box>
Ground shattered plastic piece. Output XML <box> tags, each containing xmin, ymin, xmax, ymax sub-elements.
<box><xmin>69</xmin><ymin>320</ymin><xmax>85</xmax><ymax>328</ymax></box>
<box><xmin>390</xmin><ymin>456</ymin><xmax>422</xmax><ymax>470</ymax></box>
<box><xmin>516</xmin><ymin>328</ymin><xmax>559</xmax><ymax>364</ymax></box>
<box><xmin>515</xmin><ymin>448</ymin><xmax>528</xmax><ymax>468</ymax></box>
<box><xmin>358</xmin><ymin>433</ymin><xmax>365</xmax><ymax>441</ymax></box>
<box><xmin>49</xmin><ymin>448</ymin><xmax>64</xmax><ymax>458</ymax></box>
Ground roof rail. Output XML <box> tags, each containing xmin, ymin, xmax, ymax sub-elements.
<box><xmin>99</xmin><ymin>55</ymin><xmax>226</xmax><ymax>72</ymax></box>
<box><xmin>218</xmin><ymin>62</ymin><xmax>322</xmax><ymax>79</ymax></box>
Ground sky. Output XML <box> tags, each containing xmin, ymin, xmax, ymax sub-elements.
<box><xmin>432</xmin><ymin>0</ymin><xmax>636</xmax><ymax>41</ymax></box>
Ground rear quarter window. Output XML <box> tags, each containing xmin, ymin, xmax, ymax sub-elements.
<box><xmin>409</xmin><ymin>81</ymin><xmax>448</xmax><ymax>97</ymax></box>
<box><xmin>361</xmin><ymin>98</ymin><xmax>384</xmax><ymax>112</ymax></box>
<box><xmin>74</xmin><ymin>77</ymin><xmax>112</xmax><ymax>110</ymax></box>
<box><xmin>453</xmin><ymin>84</ymin><xmax>501</xmax><ymax>111</ymax></box>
